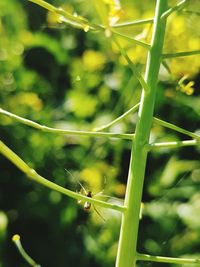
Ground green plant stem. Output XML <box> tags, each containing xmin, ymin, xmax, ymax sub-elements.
<box><xmin>148</xmin><ymin>139</ymin><xmax>200</xmax><ymax>149</ymax></box>
<box><xmin>153</xmin><ymin>117</ymin><xmax>200</xmax><ymax>140</ymax></box>
<box><xmin>28</xmin><ymin>0</ymin><xmax>91</xmax><ymax>31</ymax></box>
<box><xmin>0</xmin><ymin>140</ymin><xmax>125</xmax><ymax>212</ymax></box>
<box><xmin>181</xmin><ymin>9</ymin><xmax>200</xmax><ymax>16</ymax></box>
<box><xmin>92</xmin><ymin>102</ymin><xmax>199</xmax><ymax>140</ymax></box>
<box><xmin>115</xmin><ymin>1</ymin><xmax>168</xmax><ymax>267</ymax></box>
<box><xmin>137</xmin><ymin>253</ymin><xmax>200</xmax><ymax>264</ymax></box>
<box><xmin>112</xmin><ymin>30</ymin><xmax>151</xmax><ymax>50</ymax></box>
<box><xmin>93</xmin><ymin>103</ymin><xmax>140</xmax><ymax>131</ymax></box>
<box><xmin>113</xmin><ymin>38</ymin><xmax>150</xmax><ymax>92</ymax></box>
<box><xmin>28</xmin><ymin>0</ymin><xmax>56</xmax><ymax>13</ymax></box>
<box><xmin>12</xmin><ymin>235</ymin><xmax>41</xmax><ymax>267</ymax></box>
<box><xmin>112</xmin><ymin>18</ymin><xmax>154</xmax><ymax>28</ymax></box>
<box><xmin>163</xmin><ymin>50</ymin><xmax>200</xmax><ymax>58</ymax></box>
<box><xmin>0</xmin><ymin>108</ymin><xmax>133</xmax><ymax>140</ymax></box>
<box><xmin>162</xmin><ymin>60</ymin><xmax>172</xmax><ymax>74</ymax></box>
<box><xmin>29</xmin><ymin>0</ymin><xmax>154</xmax><ymax>33</ymax></box>
<box><xmin>161</xmin><ymin>0</ymin><xmax>188</xmax><ymax>19</ymax></box>
<box><xmin>28</xmin><ymin>0</ymin><xmax>154</xmax><ymax>33</ymax></box>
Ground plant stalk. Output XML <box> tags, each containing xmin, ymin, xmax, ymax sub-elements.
<box><xmin>148</xmin><ymin>139</ymin><xmax>200</xmax><ymax>149</ymax></box>
<box><xmin>0</xmin><ymin>140</ymin><xmax>125</xmax><ymax>212</ymax></box>
<box><xmin>137</xmin><ymin>253</ymin><xmax>200</xmax><ymax>264</ymax></box>
<box><xmin>0</xmin><ymin>108</ymin><xmax>133</xmax><ymax>140</ymax></box>
<box><xmin>162</xmin><ymin>50</ymin><xmax>200</xmax><ymax>58</ymax></box>
<box><xmin>112</xmin><ymin>18</ymin><xmax>153</xmax><ymax>28</ymax></box>
<box><xmin>115</xmin><ymin>1</ymin><xmax>168</xmax><ymax>267</ymax></box>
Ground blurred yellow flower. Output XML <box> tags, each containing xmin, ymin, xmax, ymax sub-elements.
<box><xmin>165</xmin><ymin>15</ymin><xmax>200</xmax><ymax>77</ymax></box>
<box><xmin>80</xmin><ymin>167</ymin><xmax>102</xmax><ymax>192</ymax></box>
<box><xmin>68</xmin><ymin>91</ymin><xmax>98</xmax><ymax>117</ymax></box>
<box><xmin>172</xmin><ymin>16</ymin><xmax>185</xmax><ymax>36</ymax></box>
<box><xmin>82</xmin><ymin>50</ymin><xmax>106</xmax><ymax>71</ymax></box>
<box><xmin>114</xmin><ymin>183</ymin><xmax>126</xmax><ymax>197</ymax></box>
<box><xmin>103</xmin><ymin>0</ymin><xmax>123</xmax><ymax>25</ymax></box>
<box><xmin>188</xmin><ymin>38</ymin><xmax>200</xmax><ymax>50</ymax></box>
<box><xmin>9</xmin><ymin>92</ymin><xmax>43</xmax><ymax>111</ymax></box>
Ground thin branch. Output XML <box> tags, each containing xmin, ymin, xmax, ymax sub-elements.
<box><xmin>137</xmin><ymin>253</ymin><xmax>200</xmax><ymax>264</ymax></box>
<box><xmin>112</xmin><ymin>30</ymin><xmax>151</xmax><ymax>50</ymax></box>
<box><xmin>153</xmin><ymin>117</ymin><xmax>200</xmax><ymax>140</ymax></box>
<box><xmin>161</xmin><ymin>0</ymin><xmax>188</xmax><ymax>20</ymax></box>
<box><xmin>163</xmin><ymin>50</ymin><xmax>200</xmax><ymax>58</ymax></box>
<box><xmin>112</xmin><ymin>37</ymin><xmax>150</xmax><ymax>92</ymax></box>
<box><xmin>12</xmin><ymin>235</ymin><xmax>41</xmax><ymax>267</ymax></box>
<box><xmin>29</xmin><ymin>0</ymin><xmax>153</xmax><ymax>33</ymax></box>
<box><xmin>181</xmin><ymin>9</ymin><xmax>200</xmax><ymax>16</ymax></box>
<box><xmin>28</xmin><ymin>0</ymin><xmax>92</xmax><ymax>31</ymax></box>
<box><xmin>161</xmin><ymin>60</ymin><xmax>172</xmax><ymax>74</ymax></box>
<box><xmin>0</xmin><ymin>108</ymin><xmax>133</xmax><ymax>140</ymax></box>
<box><xmin>0</xmin><ymin>140</ymin><xmax>126</xmax><ymax>212</ymax></box>
<box><xmin>93</xmin><ymin>103</ymin><xmax>140</xmax><ymax>132</ymax></box>
<box><xmin>28</xmin><ymin>0</ymin><xmax>56</xmax><ymax>13</ymax></box>
<box><xmin>111</xmin><ymin>18</ymin><xmax>154</xmax><ymax>28</ymax></box>
<box><xmin>147</xmin><ymin>139</ymin><xmax>199</xmax><ymax>150</ymax></box>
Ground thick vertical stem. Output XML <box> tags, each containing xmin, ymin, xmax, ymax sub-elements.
<box><xmin>115</xmin><ymin>1</ymin><xmax>168</xmax><ymax>267</ymax></box>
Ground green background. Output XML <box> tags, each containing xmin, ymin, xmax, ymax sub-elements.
<box><xmin>0</xmin><ymin>0</ymin><xmax>200</xmax><ymax>266</ymax></box>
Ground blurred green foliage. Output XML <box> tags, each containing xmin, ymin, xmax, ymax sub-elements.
<box><xmin>0</xmin><ymin>0</ymin><xmax>200</xmax><ymax>266</ymax></box>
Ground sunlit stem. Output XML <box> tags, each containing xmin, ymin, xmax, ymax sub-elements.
<box><xmin>28</xmin><ymin>0</ymin><xmax>56</xmax><ymax>12</ymax></box>
<box><xmin>137</xmin><ymin>253</ymin><xmax>200</xmax><ymax>265</ymax></box>
<box><xmin>93</xmin><ymin>103</ymin><xmax>200</xmax><ymax>141</ymax></box>
<box><xmin>148</xmin><ymin>139</ymin><xmax>200</xmax><ymax>150</ymax></box>
<box><xmin>113</xmin><ymin>37</ymin><xmax>150</xmax><ymax>92</ymax></box>
<box><xmin>93</xmin><ymin>103</ymin><xmax>140</xmax><ymax>132</ymax></box>
<box><xmin>0</xmin><ymin>141</ymin><xmax>125</xmax><ymax>212</ymax></box>
<box><xmin>112</xmin><ymin>30</ymin><xmax>151</xmax><ymax>50</ymax></box>
<box><xmin>162</xmin><ymin>60</ymin><xmax>172</xmax><ymax>74</ymax></box>
<box><xmin>12</xmin><ymin>234</ymin><xmax>41</xmax><ymax>267</ymax></box>
<box><xmin>163</xmin><ymin>50</ymin><xmax>200</xmax><ymax>58</ymax></box>
<box><xmin>161</xmin><ymin>0</ymin><xmax>188</xmax><ymax>19</ymax></box>
<box><xmin>112</xmin><ymin>18</ymin><xmax>154</xmax><ymax>28</ymax></box>
<box><xmin>28</xmin><ymin>0</ymin><xmax>90</xmax><ymax>31</ymax></box>
<box><xmin>0</xmin><ymin>108</ymin><xmax>133</xmax><ymax>140</ymax></box>
<box><xmin>153</xmin><ymin>117</ymin><xmax>200</xmax><ymax>140</ymax></box>
<box><xmin>115</xmin><ymin>1</ymin><xmax>168</xmax><ymax>267</ymax></box>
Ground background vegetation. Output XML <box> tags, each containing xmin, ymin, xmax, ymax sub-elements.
<box><xmin>0</xmin><ymin>0</ymin><xmax>200</xmax><ymax>266</ymax></box>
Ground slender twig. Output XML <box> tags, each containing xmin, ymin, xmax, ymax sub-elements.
<box><xmin>162</xmin><ymin>60</ymin><xmax>172</xmax><ymax>74</ymax></box>
<box><xmin>153</xmin><ymin>117</ymin><xmax>200</xmax><ymax>140</ymax></box>
<box><xmin>163</xmin><ymin>50</ymin><xmax>200</xmax><ymax>58</ymax></box>
<box><xmin>112</xmin><ymin>18</ymin><xmax>154</xmax><ymax>28</ymax></box>
<box><xmin>148</xmin><ymin>139</ymin><xmax>200</xmax><ymax>150</ymax></box>
<box><xmin>12</xmin><ymin>235</ymin><xmax>41</xmax><ymax>267</ymax></box>
<box><xmin>93</xmin><ymin>103</ymin><xmax>140</xmax><ymax>132</ymax></box>
<box><xmin>112</xmin><ymin>30</ymin><xmax>151</xmax><ymax>50</ymax></box>
<box><xmin>161</xmin><ymin>0</ymin><xmax>188</xmax><ymax>19</ymax></box>
<box><xmin>113</xmin><ymin>37</ymin><xmax>150</xmax><ymax>92</ymax></box>
<box><xmin>181</xmin><ymin>9</ymin><xmax>200</xmax><ymax>16</ymax></box>
<box><xmin>28</xmin><ymin>0</ymin><xmax>56</xmax><ymax>13</ymax></box>
<box><xmin>29</xmin><ymin>0</ymin><xmax>154</xmax><ymax>33</ymax></box>
<box><xmin>0</xmin><ymin>108</ymin><xmax>133</xmax><ymax>140</ymax></box>
<box><xmin>0</xmin><ymin>140</ymin><xmax>125</xmax><ymax>212</ymax></box>
<box><xmin>93</xmin><ymin>102</ymin><xmax>200</xmax><ymax>143</ymax></box>
<box><xmin>137</xmin><ymin>253</ymin><xmax>200</xmax><ymax>264</ymax></box>
<box><xmin>28</xmin><ymin>0</ymin><xmax>92</xmax><ymax>31</ymax></box>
